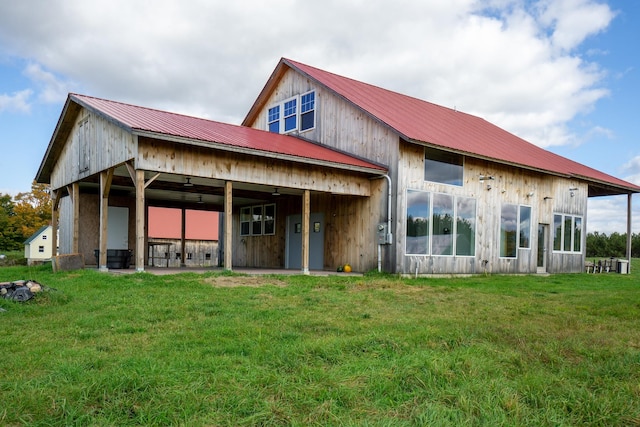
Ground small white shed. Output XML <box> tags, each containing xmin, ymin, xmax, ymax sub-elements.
<box><xmin>24</xmin><ymin>225</ymin><xmax>58</xmax><ymax>265</ymax></box>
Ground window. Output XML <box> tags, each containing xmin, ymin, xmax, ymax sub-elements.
<box><xmin>553</xmin><ymin>214</ymin><xmax>582</xmax><ymax>253</ymax></box>
<box><xmin>456</xmin><ymin>197</ymin><xmax>476</xmax><ymax>256</ymax></box>
<box><xmin>424</xmin><ymin>147</ymin><xmax>463</xmax><ymax>186</ymax></box>
<box><xmin>500</xmin><ymin>204</ymin><xmax>518</xmax><ymax>258</ymax></box>
<box><xmin>519</xmin><ymin>206</ymin><xmax>531</xmax><ymax>249</ymax></box>
<box><xmin>268</xmin><ymin>106</ymin><xmax>280</xmax><ymax>133</ymax></box>
<box><xmin>406</xmin><ymin>190</ymin><xmax>430</xmax><ymax>255</ymax></box>
<box><xmin>252</xmin><ymin>206</ymin><xmax>263</xmax><ymax>235</ymax></box>
<box><xmin>300</xmin><ymin>91</ymin><xmax>315</xmax><ymax>131</ymax></box>
<box><xmin>205</xmin><ymin>253</ymin><xmax>211</xmax><ymax>260</ymax></box>
<box><xmin>500</xmin><ymin>204</ymin><xmax>532</xmax><ymax>257</ymax></box>
<box><xmin>42</xmin><ymin>235</ymin><xmax>47</xmax><ymax>240</ymax></box>
<box><xmin>264</xmin><ymin>204</ymin><xmax>275</xmax><ymax>235</ymax></box>
<box><xmin>38</xmin><ymin>246</ymin><xmax>45</xmax><ymax>253</ymax></box>
<box><xmin>240</xmin><ymin>204</ymin><xmax>276</xmax><ymax>236</ymax></box>
<box><xmin>283</xmin><ymin>98</ymin><xmax>297</xmax><ymax>132</ymax></box>
<box><xmin>406</xmin><ymin>190</ymin><xmax>476</xmax><ymax>256</ymax></box>
<box><xmin>432</xmin><ymin>194</ymin><xmax>454</xmax><ymax>255</ymax></box>
<box><xmin>187</xmin><ymin>253</ymin><xmax>193</xmax><ymax>260</ymax></box>
<box><xmin>267</xmin><ymin>91</ymin><xmax>316</xmax><ymax>134</ymax></box>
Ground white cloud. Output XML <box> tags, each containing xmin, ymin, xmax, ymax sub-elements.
<box><xmin>587</xmin><ymin>196</ymin><xmax>640</xmax><ymax>234</ymax></box>
<box><xmin>23</xmin><ymin>63</ymin><xmax>72</xmax><ymax>105</ymax></box>
<box><xmin>0</xmin><ymin>0</ymin><xmax>616</xmax><ymax>134</ymax></box>
<box><xmin>621</xmin><ymin>155</ymin><xmax>640</xmax><ymax>186</ymax></box>
<box><xmin>0</xmin><ymin>89</ymin><xmax>32</xmax><ymax>113</ymax></box>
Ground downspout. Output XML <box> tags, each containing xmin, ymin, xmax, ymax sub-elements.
<box><xmin>371</xmin><ymin>174</ymin><xmax>393</xmax><ymax>272</ymax></box>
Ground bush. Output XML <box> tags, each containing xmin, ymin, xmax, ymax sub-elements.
<box><xmin>0</xmin><ymin>251</ymin><xmax>27</xmax><ymax>267</ymax></box>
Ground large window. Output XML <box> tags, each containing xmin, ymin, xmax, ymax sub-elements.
<box><xmin>424</xmin><ymin>147</ymin><xmax>463</xmax><ymax>186</ymax></box>
<box><xmin>406</xmin><ymin>190</ymin><xmax>430</xmax><ymax>255</ymax></box>
<box><xmin>553</xmin><ymin>214</ymin><xmax>582</xmax><ymax>253</ymax></box>
<box><xmin>267</xmin><ymin>91</ymin><xmax>315</xmax><ymax>134</ymax></box>
<box><xmin>406</xmin><ymin>190</ymin><xmax>476</xmax><ymax>256</ymax></box>
<box><xmin>240</xmin><ymin>204</ymin><xmax>276</xmax><ymax>236</ymax></box>
<box><xmin>500</xmin><ymin>204</ymin><xmax>531</xmax><ymax>258</ymax></box>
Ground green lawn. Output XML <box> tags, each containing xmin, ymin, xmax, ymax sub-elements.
<box><xmin>1</xmin><ymin>262</ymin><xmax>639</xmax><ymax>426</ymax></box>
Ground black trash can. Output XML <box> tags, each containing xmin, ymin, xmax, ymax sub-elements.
<box><xmin>94</xmin><ymin>249</ymin><xmax>133</xmax><ymax>269</ymax></box>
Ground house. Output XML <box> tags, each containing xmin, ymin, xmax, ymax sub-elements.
<box><xmin>24</xmin><ymin>225</ymin><xmax>58</xmax><ymax>265</ymax></box>
<box><xmin>35</xmin><ymin>58</ymin><xmax>640</xmax><ymax>275</ymax></box>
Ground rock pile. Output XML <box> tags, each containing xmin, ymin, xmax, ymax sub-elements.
<box><xmin>0</xmin><ymin>280</ymin><xmax>43</xmax><ymax>302</ymax></box>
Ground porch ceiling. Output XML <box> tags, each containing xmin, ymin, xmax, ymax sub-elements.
<box><xmin>75</xmin><ymin>165</ymin><xmax>316</xmax><ymax>210</ymax></box>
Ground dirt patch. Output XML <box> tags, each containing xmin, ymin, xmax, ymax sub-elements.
<box><xmin>205</xmin><ymin>275</ymin><xmax>287</xmax><ymax>288</ymax></box>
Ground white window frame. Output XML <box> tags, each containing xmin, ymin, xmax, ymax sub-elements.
<box><xmin>553</xmin><ymin>213</ymin><xmax>583</xmax><ymax>254</ymax></box>
<box><xmin>266</xmin><ymin>91</ymin><xmax>316</xmax><ymax>134</ymax></box>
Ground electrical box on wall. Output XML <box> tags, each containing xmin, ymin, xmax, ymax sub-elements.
<box><xmin>377</xmin><ymin>223</ymin><xmax>392</xmax><ymax>245</ymax></box>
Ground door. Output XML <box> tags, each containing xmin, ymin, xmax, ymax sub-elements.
<box><xmin>108</xmin><ymin>206</ymin><xmax>129</xmax><ymax>249</ymax></box>
<box><xmin>537</xmin><ymin>224</ymin><xmax>547</xmax><ymax>273</ymax></box>
<box><xmin>286</xmin><ymin>213</ymin><xmax>324</xmax><ymax>270</ymax></box>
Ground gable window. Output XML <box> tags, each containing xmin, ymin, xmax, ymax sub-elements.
<box><xmin>38</xmin><ymin>246</ymin><xmax>45</xmax><ymax>253</ymax></box>
<box><xmin>240</xmin><ymin>203</ymin><xmax>276</xmax><ymax>236</ymax></box>
<box><xmin>42</xmin><ymin>235</ymin><xmax>47</xmax><ymax>240</ymax></box>
<box><xmin>300</xmin><ymin>91</ymin><xmax>315</xmax><ymax>131</ymax></box>
<box><xmin>268</xmin><ymin>106</ymin><xmax>280</xmax><ymax>133</ymax></box>
<box><xmin>283</xmin><ymin>98</ymin><xmax>297</xmax><ymax>132</ymax></box>
<box><xmin>553</xmin><ymin>214</ymin><xmax>582</xmax><ymax>253</ymax></box>
<box><xmin>406</xmin><ymin>189</ymin><xmax>476</xmax><ymax>256</ymax></box>
<box><xmin>424</xmin><ymin>147</ymin><xmax>463</xmax><ymax>186</ymax></box>
<box><xmin>267</xmin><ymin>91</ymin><xmax>316</xmax><ymax>134</ymax></box>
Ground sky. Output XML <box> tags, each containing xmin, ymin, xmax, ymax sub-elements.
<box><xmin>0</xmin><ymin>0</ymin><xmax>638</xmax><ymax>235</ymax></box>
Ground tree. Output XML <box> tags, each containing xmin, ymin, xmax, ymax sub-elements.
<box><xmin>0</xmin><ymin>182</ymin><xmax>51</xmax><ymax>251</ymax></box>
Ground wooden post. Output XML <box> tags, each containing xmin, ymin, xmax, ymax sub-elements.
<box><xmin>135</xmin><ymin>169</ymin><xmax>145</xmax><ymax>272</ymax></box>
<box><xmin>627</xmin><ymin>193</ymin><xmax>633</xmax><ymax>273</ymax></box>
<box><xmin>301</xmin><ymin>189</ymin><xmax>310</xmax><ymax>275</ymax></box>
<box><xmin>181</xmin><ymin>207</ymin><xmax>187</xmax><ymax>267</ymax></box>
<box><xmin>51</xmin><ymin>189</ymin><xmax>61</xmax><ymax>259</ymax></box>
<box><xmin>71</xmin><ymin>182</ymin><xmax>80</xmax><ymax>253</ymax></box>
<box><xmin>224</xmin><ymin>181</ymin><xmax>233</xmax><ymax>271</ymax></box>
<box><xmin>99</xmin><ymin>170</ymin><xmax>113</xmax><ymax>272</ymax></box>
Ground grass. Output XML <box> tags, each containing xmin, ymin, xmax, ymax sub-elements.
<box><xmin>1</xmin><ymin>262</ymin><xmax>639</xmax><ymax>426</ymax></box>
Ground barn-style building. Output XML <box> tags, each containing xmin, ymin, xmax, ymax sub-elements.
<box><xmin>36</xmin><ymin>58</ymin><xmax>639</xmax><ymax>274</ymax></box>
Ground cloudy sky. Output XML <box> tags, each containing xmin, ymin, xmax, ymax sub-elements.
<box><xmin>0</xmin><ymin>0</ymin><xmax>638</xmax><ymax>234</ymax></box>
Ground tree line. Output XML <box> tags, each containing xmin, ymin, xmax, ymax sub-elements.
<box><xmin>0</xmin><ymin>182</ymin><xmax>51</xmax><ymax>251</ymax></box>
<box><xmin>586</xmin><ymin>232</ymin><xmax>640</xmax><ymax>258</ymax></box>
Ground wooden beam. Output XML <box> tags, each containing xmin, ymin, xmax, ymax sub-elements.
<box><xmin>627</xmin><ymin>193</ymin><xmax>633</xmax><ymax>273</ymax></box>
<box><xmin>71</xmin><ymin>182</ymin><xmax>79</xmax><ymax>253</ymax></box>
<box><xmin>136</xmin><ymin>169</ymin><xmax>146</xmax><ymax>272</ymax></box>
<box><xmin>301</xmin><ymin>189</ymin><xmax>310</xmax><ymax>275</ymax></box>
<box><xmin>99</xmin><ymin>171</ymin><xmax>111</xmax><ymax>272</ymax></box>
<box><xmin>181</xmin><ymin>207</ymin><xmax>186</xmax><ymax>267</ymax></box>
<box><xmin>50</xmin><ymin>189</ymin><xmax>61</xmax><ymax>260</ymax></box>
<box><xmin>224</xmin><ymin>181</ymin><xmax>233</xmax><ymax>271</ymax></box>
<box><xmin>144</xmin><ymin>172</ymin><xmax>161</xmax><ymax>189</ymax></box>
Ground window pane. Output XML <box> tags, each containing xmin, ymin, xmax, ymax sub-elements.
<box><xmin>252</xmin><ymin>206</ymin><xmax>263</xmax><ymax>235</ymax></box>
<box><xmin>300</xmin><ymin>92</ymin><xmax>315</xmax><ymax>131</ymax></box>
<box><xmin>500</xmin><ymin>204</ymin><xmax>517</xmax><ymax>257</ymax></box>
<box><xmin>519</xmin><ymin>206</ymin><xmax>531</xmax><ymax>248</ymax></box>
<box><xmin>406</xmin><ymin>190</ymin><xmax>430</xmax><ymax>255</ymax></box>
<box><xmin>301</xmin><ymin>92</ymin><xmax>314</xmax><ymax>112</ymax></box>
<box><xmin>240</xmin><ymin>207</ymin><xmax>251</xmax><ymax>236</ymax></box>
<box><xmin>284</xmin><ymin>99</ymin><xmax>297</xmax><ymax>132</ymax></box>
<box><xmin>268</xmin><ymin>106</ymin><xmax>280</xmax><ymax>133</ymax></box>
<box><xmin>573</xmin><ymin>217</ymin><xmax>582</xmax><ymax>252</ymax></box>
<box><xmin>432</xmin><ymin>193</ymin><xmax>453</xmax><ymax>255</ymax></box>
<box><xmin>424</xmin><ymin>147</ymin><xmax>463</xmax><ymax>186</ymax></box>
<box><xmin>301</xmin><ymin>111</ymin><xmax>314</xmax><ymax>131</ymax></box>
<box><xmin>456</xmin><ymin>197</ymin><xmax>476</xmax><ymax>256</ymax></box>
<box><xmin>553</xmin><ymin>214</ymin><xmax>562</xmax><ymax>251</ymax></box>
<box><xmin>563</xmin><ymin>216</ymin><xmax>572</xmax><ymax>251</ymax></box>
<box><xmin>264</xmin><ymin>204</ymin><xmax>275</xmax><ymax>235</ymax></box>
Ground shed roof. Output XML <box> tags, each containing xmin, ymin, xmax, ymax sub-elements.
<box><xmin>24</xmin><ymin>225</ymin><xmax>50</xmax><ymax>245</ymax></box>
<box><xmin>244</xmin><ymin>58</ymin><xmax>639</xmax><ymax>196</ymax></box>
<box><xmin>36</xmin><ymin>94</ymin><xmax>386</xmax><ymax>183</ymax></box>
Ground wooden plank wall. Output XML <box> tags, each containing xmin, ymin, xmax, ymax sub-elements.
<box><xmin>397</xmin><ymin>140</ymin><xmax>587</xmax><ymax>275</ymax></box>
<box><xmin>50</xmin><ymin>108</ymin><xmax>136</xmax><ymax>190</ymax></box>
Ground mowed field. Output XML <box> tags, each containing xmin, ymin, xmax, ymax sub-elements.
<box><xmin>1</xmin><ymin>261</ymin><xmax>639</xmax><ymax>426</ymax></box>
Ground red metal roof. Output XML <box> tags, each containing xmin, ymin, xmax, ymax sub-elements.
<box><xmin>283</xmin><ymin>58</ymin><xmax>640</xmax><ymax>193</ymax></box>
<box><xmin>70</xmin><ymin>94</ymin><xmax>386</xmax><ymax>173</ymax></box>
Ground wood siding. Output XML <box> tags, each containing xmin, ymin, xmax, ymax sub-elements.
<box><xmin>397</xmin><ymin>140</ymin><xmax>588</xmax><ymax>275</ymax></box>
<box><xmin>50</xmin><ymin>108</ymin><xmax>136</xmax><ymax>190</ymax></box>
